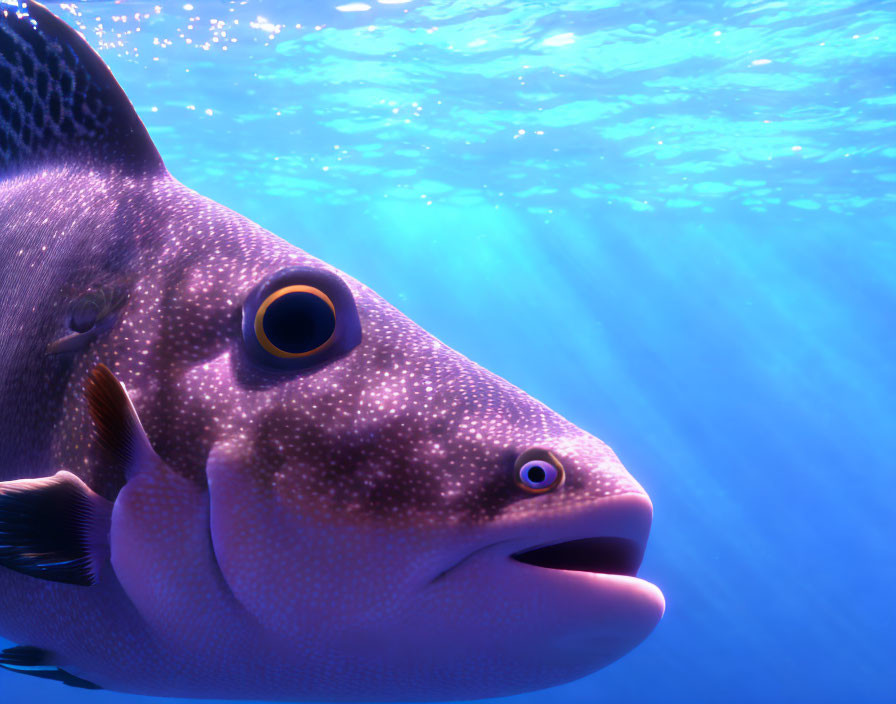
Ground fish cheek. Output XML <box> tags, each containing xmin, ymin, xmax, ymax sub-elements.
<box><xmin>110</xmin><ymin>457</ymin><xmax>251</xmax><ymax>648</ymax></box>
<box><xmin>206</xmin><ymin>440</ymin><xmax>426</xmax><ymax>643</ymax></box>
<box><xmin>205</xmin><ymin>441</ymin><xmax>316</xmax><ymax>636</ymax></box>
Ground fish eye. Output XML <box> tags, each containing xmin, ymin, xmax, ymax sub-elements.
<box><xmin>242</xmin><ymin>267</ymin><xmax>362</xmax><ymax>371</ymax></box>
<box><xmin>255</xmin><ymin>286</ymin><xmax>336</xmax><ymax>358</ymax></box>
<box><xmin>69</xmin><ymin>295</ymin><xmax>102</xmax><ymax>333</ymax></box>
<box><xmin>514</xmin><ymin>448</ymin><xmax>564</xmax><ymax>494</ymax></box>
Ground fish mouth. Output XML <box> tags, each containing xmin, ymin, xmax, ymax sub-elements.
<box><xmin>433</xmin><ymin>493</ymin><xmax>656</xmax><ymax>585</ymax></box>
<box><xmin>425</xmin><ymin>492</ymin><xmax>663</xmax><ymax>681</ymax></box>
<box><xmin>511</xmin><ymin>536</ymin><xmax>644</xmax><ymax>577</ymax></box>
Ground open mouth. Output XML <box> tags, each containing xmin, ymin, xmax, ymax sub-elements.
<box><xmin>511</xmin><ymin>537</ymin><xmax>644</xmax><ymax>577</ymax></box>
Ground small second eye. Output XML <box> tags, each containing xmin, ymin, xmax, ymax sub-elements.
<box><xmin>514</xmin><ymin>449</ymin><xmax>564</xmax><ymax>494</ymax></box>
<box><xmin>518</xmin><ymin>460</ymin><xmax>559</xmax><ymax>491</ymax></box>
<box><xmin>255</xmin><ymin>285</ymin><xmax>336</xmax><ymax>358</ymax></box>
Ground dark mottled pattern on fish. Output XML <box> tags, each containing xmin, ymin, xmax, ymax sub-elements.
<box><xmin>4</xmin><ymin>167</ymin><xmax>637</xmax><ymax>521</ymax></box>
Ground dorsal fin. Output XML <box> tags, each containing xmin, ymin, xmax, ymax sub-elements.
<box><xmin>0</xmin><ymin>1</ymin><xmax>163</xmax><ymax>179</ymax></box>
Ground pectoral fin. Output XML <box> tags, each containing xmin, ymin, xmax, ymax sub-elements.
<box><xmin>0</xmin><ymin>364</ymin><xmax>171</xmax><ymax>588</ymax></box>
<box><xmin>0</xmin><ymin>646</ymin><xmax>103</xmax><ymax>690</ymax></box>
<box><xmin>84</xmin><ymin>363</ymin><xmax>159</xmax><ymax>480</ymax></box>
<box><xmin>0</xmin><ymin>364</ymin><xmax>142</xmax><ymax>586</ymax></box>
<box><xmin>84</xmin><ymin>368</ymin><xmax>255</xmax><ymax>644</ymax></box>
<box><xmin>0</xmin><ymin>471</ymin><xmax>112</xmax><ymax>586</ymax></box>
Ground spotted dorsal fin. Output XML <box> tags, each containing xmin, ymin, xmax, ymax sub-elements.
<box><xmin>0</xmin><ymin>1</ymin><xmax>163</xmax><ymax>179</ymax></box>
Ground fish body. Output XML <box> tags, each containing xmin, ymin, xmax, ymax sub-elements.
<box><xmin>0</xmin><ymin>3</ymin><xmax>664</xmax><ymax>700</ymax></box>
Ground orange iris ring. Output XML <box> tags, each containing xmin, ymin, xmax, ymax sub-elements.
<box><xmin>254</xmin><ymin>285</ymin><xmax>337</xmax><ymax>359</ymax></box>
<box><xmin>514</xmin><ymin>450</ymin><xmax>565</xmax><ymax>494</ymax></box>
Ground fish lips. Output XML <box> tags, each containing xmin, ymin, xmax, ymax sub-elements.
<box><xmin>432</xmin><ymin>492</ymin><xmax>664</xmax><ymax>662</ymax></box>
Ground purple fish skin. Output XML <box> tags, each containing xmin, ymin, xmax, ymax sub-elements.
<box><xmin>0</xmin><ymin>3</ymin><xmax>663</xmax><ymax>701</ymax></box>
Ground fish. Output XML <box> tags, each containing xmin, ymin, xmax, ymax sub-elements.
<box><xmin>0</xmin><ymin>2</ymin><xmax>664</xmax><ymax>700</ymax></box>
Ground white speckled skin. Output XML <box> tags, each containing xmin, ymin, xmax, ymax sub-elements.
<box><xmin>0</xmin><ymin>3</ymin><xmax>663</xmax><ymax>700</ymax></box>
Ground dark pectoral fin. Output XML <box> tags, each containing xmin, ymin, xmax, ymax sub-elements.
<box><xmin>0</xmin><ymin>471</ymin><xmax>112</xmax><ymax>586</ymax></box>
<box><xmin>1</xmin><ymin>646</ymin><xmax>102</xmax><ymax>690</ymax></box>
<box><xmin>85</xmin><ymin>363</ymin><xmax>159</xmax><ymax>480</ymax></box>
<box><xmin>0</xmin><ymin>645</ymin><xmax>52</xmax><ymax>667</ymax></box>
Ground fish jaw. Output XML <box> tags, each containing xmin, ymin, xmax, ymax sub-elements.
<box><xmin>403</xmin><ymin>491</ymin><xmax>666</xmax><ymax>696</ymax></box>
<box><xmin>309</xmin><ymin>492</ymin><xmax>665</xmax><ymax>701</ymax></box>
<box><xmin>208</xmin><ymin>432</ymin><xmax>663</xmax><ymax>700</ymax></box>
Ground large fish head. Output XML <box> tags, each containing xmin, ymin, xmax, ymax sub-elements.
<box><xmin>135</xmin><ymin>183</ymin><xmax>666</xmax><ymax>698</ymax></box>
<box><xmin>0</xmin><ymin>1</ymin><xmax>661</xmax><ymax>696</ymax></box>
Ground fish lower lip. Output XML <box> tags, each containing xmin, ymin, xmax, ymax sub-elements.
<box><xmin>511</xmin><ymin>537</ymin><xmax>644</xmax><ymax>577</ymax></box>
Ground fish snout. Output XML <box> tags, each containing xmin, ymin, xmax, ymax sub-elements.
<box><xmin>497</xmin><ymin>434</ymin><xmax>656</xmax><ymax>580</ymax></box>
<box><xmin>438</xmin><ymin>486</ymin><xmax>656</xmax><ymax>586</ymax></box>
<box><xmin>507</xmin><ymin>490</ymin><xmax>654</xmax><ymax>579</ymax></box>
<box><xmin>426</xmin><ymin>489</ymin><xmax>663</xmax><ymax>686</ymax></box>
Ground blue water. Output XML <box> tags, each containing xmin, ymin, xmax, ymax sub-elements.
<box><xmin>2</xmin><ymin>1</ymin><xmax>894</xmax><ymax>702</ymax></box>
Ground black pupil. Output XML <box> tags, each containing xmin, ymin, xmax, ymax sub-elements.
<box><xmin>527</xmin><ymin>465</ymin><xmax>547</xmax><ymax>484</ymax></box>
<box><xmin>263</xmin><ymin>291</ymin><xmax>335</xmax><ymax>354</ymax></box>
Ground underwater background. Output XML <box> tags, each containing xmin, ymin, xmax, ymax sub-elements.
<box><xmin>1</xmin><ymin>0</ymin><xmax>893</xmax><ymax>702</ymax></box>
